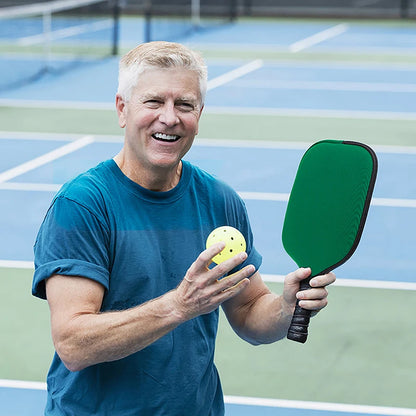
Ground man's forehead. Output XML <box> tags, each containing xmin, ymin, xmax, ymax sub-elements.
<box><xmin>134</xmin><ymin>80</ymin><xmax>200</xmax><ymax>102</ymax></box>
<box><xmin>126</xmin><ymin>67</ymin><xmax>202</xmax><ymax>104</ymax></box>
<box><xmin>140</xmin><ymin>89</ymin><xmax>199</xmax><ymax>101</ymax></box>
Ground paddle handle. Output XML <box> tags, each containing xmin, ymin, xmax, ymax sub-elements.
<box><xmin>287</xmin><ymin>279</ymin><xmax>312</xmax><ymax>343</ymax></box>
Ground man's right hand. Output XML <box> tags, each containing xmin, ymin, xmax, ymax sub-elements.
<box><xmin>174</xmin><ymin>242</ymin><xmax>255</xmax><ymax>320</ymax></box>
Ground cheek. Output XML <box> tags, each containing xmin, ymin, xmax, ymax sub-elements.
<box><xmin>184</xmin><ymin>113</ymin><xmax>200</xmax><ymax>135</ymax></box>
<box><xmin>126</xmin><ymin>107</ymin><xmax>155</xmax><ymax>131</ymax></box>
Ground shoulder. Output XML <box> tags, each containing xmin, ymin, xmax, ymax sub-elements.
<box><xmin>55</xmin><ymin>160</ymin><xmax>113</xmax><ymax>209</ymax></box>
<box><xmin>186</xmin><ymin>161</ymin><xmax>239</xmax><ymax>198</ymax></box>
<box><xmin>45</xmin><ymin>160</ymin><xmax>116</xmax><ymax>229</ymax></box>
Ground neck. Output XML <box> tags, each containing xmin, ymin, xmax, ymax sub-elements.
<box><xmin>113</xmin><ymin>154</ymin><xmax>183</xmax><ymax>192</ymax></box>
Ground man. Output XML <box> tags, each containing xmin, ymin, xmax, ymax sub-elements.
<box><xmin>32</xmin><ymin>41</ymin><xmax>335</xmax><ymax>415</ymax></box>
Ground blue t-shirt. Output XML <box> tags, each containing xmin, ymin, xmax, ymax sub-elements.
<box><xmin>33</xmin><ymin>159</ymin><xmax>262</xmax><ymax>416</ymax></box>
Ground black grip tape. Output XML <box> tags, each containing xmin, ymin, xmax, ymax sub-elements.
<box><xmin>287</xmin><ymin>278</ymin><xmax>312</xmax><ymax>343</ymax></box>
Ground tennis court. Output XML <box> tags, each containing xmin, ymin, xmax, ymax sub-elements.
<box><xmin>1</xmin><ymin>3</ymin><xmax>416</xmax><ymax>415</ymax></box>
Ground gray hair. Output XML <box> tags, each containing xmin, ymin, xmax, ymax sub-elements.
<box><xmin>117</xmin><ymin>41</ymin><xmax>208</xmax><ymax>104</ymax></box>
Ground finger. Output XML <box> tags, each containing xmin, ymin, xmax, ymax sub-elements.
<box><xmin>309</xmin><ymin>272</ymin><xmax>336</xmax><ymax>288</ymax></box>
<box><xmin>298</xmin><ymin>297</ymin><xmax>328</xmax><ymax>311</ymax></box>
<box><xmin>188</xmin><ymin>242</ymin><xmax>226</xmax><ymax>277</ymax></box>
<box><xmin>284</xmin><ymin>267</ymin><xmax>311</xmax><ymax>285</ymax></box>
<box><xmin>211</xmin><ymin>270</ymin><xmax>253</xmax><ymax>304</ymax></box>
<box><xmin>215</xmin><ymin>278</ymin><xmax>250</xmax><ymax>304</ymax></box>
<box><xmin>209</xmin><ymin>252</ymin><xmax>249</xmax><ymax>282</ymax></box>
<box><xmin>214</xmin><ymin>264</ymin><xmax>255</xmax><ymax>293</ymax></box>
<box><xmin>296</xmin><ymin>287</ymin><xmax>329</xmax><ymax>301</ymax></box>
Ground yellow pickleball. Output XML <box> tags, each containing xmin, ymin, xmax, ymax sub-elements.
<box><xmin>206</xmin><ymin>226</ymin><xmax>246</xmax><ymax>264</ymax></box>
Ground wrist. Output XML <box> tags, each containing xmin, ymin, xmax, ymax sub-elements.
<box><xmin>165</xmin><ymin>289</ymin><xmax>190</xmax><ymax>325</ymax></box>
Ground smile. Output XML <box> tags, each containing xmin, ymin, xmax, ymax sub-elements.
<box><xmin>152</xmin><ymin>132</ymin><xmax>181</xmax><ymax>142</ymax></box>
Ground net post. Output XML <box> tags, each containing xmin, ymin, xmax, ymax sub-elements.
<box><xmin>400</xmin><ymin>0</ymin><xmax>409</xmax><ymax>18</ymax></box>
<box><xmin>229</xmin><ymin>0</ymin><xmax>238</xmax><ymax>22</ymax></box>
<box><xmin>143</xmin><ymin>0</ymin><xmax>151</xmax><ymax>43</ymax></box>
<box><xmin>42</xmin><ymin>9</ymin><xmax>52</xmax><ymax>71</ymax></box>
<box><xmin>111</xmin><ymin>0</ymin><xmax>121</xmax><ymax>55</ymax></box>
<box><xmin>191</xmin><ymin>0</ymin><xmax>201</xmax><ymax>29</ymax></box>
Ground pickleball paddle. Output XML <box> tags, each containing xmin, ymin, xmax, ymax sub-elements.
<box><xmin>282</xmin><ymin>140</ymin><xmax>378</xmax><ymax>343</ymax></box>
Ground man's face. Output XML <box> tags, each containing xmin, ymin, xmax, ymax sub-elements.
<box><xmin>116</xmin><ymin>67</ymin><xmax>203</xmax><ymax>174</ymax></box>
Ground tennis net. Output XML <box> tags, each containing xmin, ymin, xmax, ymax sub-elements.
<box><xmin>142</xmin><ymin>0</ymin><xmax>237</xmax><ymax>43</ymax></box>
<box><xmin>0</xmin><ymin>0</ymin><xmax>120</xmax><ymax>91</ymax></box>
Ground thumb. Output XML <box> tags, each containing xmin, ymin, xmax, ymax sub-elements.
<box><xmin>285</xmin><ymin>267</ymin><xmax>311</xmax><ymax>285</ymax></box>
<box><xmin>283</xmin><ymin>267</ymin><xmax>311</xmax><ymax>305</ymax></box>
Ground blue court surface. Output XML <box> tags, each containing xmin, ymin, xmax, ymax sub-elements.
<box><xmin>1</xmin><ymin>135</ymin><xmax>416</xmax><ymax>286</ymax></box>
<box><xmin>1</xmin><ymin>385</ymin><xmax>415</xmax><ymax>416</ymax></box>
<box><xmin>1</xmin><ymin>12</ymin><xmax>416</xmax><ymax>416</ymax></box>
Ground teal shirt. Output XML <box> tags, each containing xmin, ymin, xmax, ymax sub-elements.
<box><xmin>33</xmin><ymin>159</ymin><xmax>262</xmax><ymax>415</ymax></box>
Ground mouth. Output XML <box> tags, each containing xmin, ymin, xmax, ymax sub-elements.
<box><xmin>152</xmin><ymin>132</ymin><xmax>181</xmax><ymax>142</ymax></box>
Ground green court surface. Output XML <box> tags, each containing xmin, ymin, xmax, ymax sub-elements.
<box><xmin>1</xmin><ymin>267</ymin><xmax>415</xmax><ymax>408</ymax></box>
<box><xmin>1</xmin><ymin>107</ymin><xmax>416</xmax><ymax>146</ymax></box>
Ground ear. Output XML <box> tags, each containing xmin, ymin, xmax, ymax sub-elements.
<box><xmin>115</xmin><ymin>94</ymin><xmax>127</xmax><ymax>128</ymax></box>
<box><xmin>198</xmin><ymin>105</ymin><xmax>204</xmax><ymax>119</ymax></box>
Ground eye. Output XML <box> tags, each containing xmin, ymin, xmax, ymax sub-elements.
<box><xmin>176</xmin><ymin>102</ymin><xmax>195</xmax><ymax>111</ymax></box>
<box><xmin>144</xmin><ymin>99</ymin><xmax>162</xmax><ymax>108</ymax></box>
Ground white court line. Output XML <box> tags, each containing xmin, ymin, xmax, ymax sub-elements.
<box><xmin>206</xmin><ymin>59</ymin><xmax>263</xmax><ymax>91</ymax></box>
<box><xmin>3</xmin><ymin>132</ymin><xmax>416</xmax><ymax>155</ymax></box>
<box><xmin>0</xmin><ymin>130</ymin><xmax>90</xmax><ymax>141</ymax></box>
<box><xmin>225</xmin><ymin>395</ymin><xmax>416</xmax><ymax>416</ymax></box>
<box><xmin>0</xmin><ymin>98</ymin><xmax>114</xmax><ymax>110</ymax></box>
<box><xmin>231</xmin><ymin>79</ymin><xmax>416</xmax><ymax>93</ymax></box>
<box><xmin>0</xmin><ymin>135</ymin><xmax>94</xmax><ymax>183</ymax></box>
<box><xmin>289</xmin><ymin>23</ymin><xmax>349</xmax><ymax>53</ymax></box>
<box><xmin>205</xmin><ymin>106</ymin><xmax>416</xmax><ymax>121</ymax></box>
<box><xmin>372</xmin><ymin>198</ymin><xmax>416</xmax><ymax>208</ymax></box>
<box><xmin>263</xmin><ymin>274</ymin><xmax>416</xmax><ymax>291</ymax></box>
<box><xmin>1</xmin><ymin>100</ymin><xmax>416</xmax><ymax>121</ymax></box>
<box><xmin>0</xmin><ymin>260</ymin><xmax>34</xmax><ymax>269</ymax></box>
<box><xmin>0</xmin><ymin>184</ymin><xmax>415</xmax><ymax>210</ymax></box>
<box><xmin>0</xmin><ymin>381</ymin><xmax>414</xmax><ymax>416</ymax></box>
<box><xmin>238</xmin><ymin>192</ymin><xmax>416</xmax><ymax>209</ymax></box>
<box><xmin>0</xmin><ymin>379</ymin><xmax>46</xmax><ymax>391</ymax></box>
<box><xmin>0</xmin><ymin>182</ymin><xmax>61</xmax><ymax>192</ymax></box>
<box><xmin>196</xmin><ymin>138</ymin><xmax>416</xmax><ymax>155</ymax></box>
<box><xmin>239</xmin><ymin>191</ymin><xmax>289</xmax><ymax>202</ymax></box>
<box><xmin>18</xmin><ymin>20</ymin><xmax>113</xmax><ymax>46</ymax></box>
<box><xmin>2</xmin><ymin>261</ymin><xmax>414</xmax><ymax>291</ymax></box>
<box><xmin>0</xmin><ymin>0</ymin><xmax>107</xmax><ymax>18</ymax></box>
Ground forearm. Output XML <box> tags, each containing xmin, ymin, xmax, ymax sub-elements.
<box><xmin>53</xmin><ymin>290</ymin><xmax>185</xmax><ymax>372</ymax></box>
<box><xmin>48</xmin><ymin>247</ymin><xmax>254</xmax><ymax>372</ymax></box>
<box><xmin>228</xmin><ymin>292</ymin><xmax>293</xmax><ymax>345</ymax></box>
<box><xmin>224</xmin><ymin>268</ymin><xmax>335</xmax><ymax>346</ymax></box>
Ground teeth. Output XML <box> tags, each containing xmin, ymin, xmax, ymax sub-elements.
<box><xmin>153</xmin><ymin>133</ymin><xmax>180</xmax><ymax>141</ymax></box>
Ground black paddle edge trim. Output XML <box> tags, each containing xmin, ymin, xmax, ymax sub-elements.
<box><xmin>313</xmin><ymin>140</ymin><xmax>378</xmax><ymax>278</ymax></box>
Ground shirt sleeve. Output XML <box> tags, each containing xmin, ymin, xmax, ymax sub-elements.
<box><xmin>226</xmin><ymin>191</ymin><xmax>262</xmax><ymax>275</ymax></box>
<box><xmin>32</xmin><ymin>195</ymin><xmax>111</xmax><ymax>300</ymax></box>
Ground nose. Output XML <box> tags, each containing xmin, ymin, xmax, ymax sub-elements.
<box><xmin>159</xmin><ymin>103</ymin><xmax>179</xmax><ymax>127</ymax></box>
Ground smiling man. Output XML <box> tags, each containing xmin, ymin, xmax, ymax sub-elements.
<box><xmin>32</xmin><ymin>42</ymin><xmax>335</xmax><ymax>416</ymax></box>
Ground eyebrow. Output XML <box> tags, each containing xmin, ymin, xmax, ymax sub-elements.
<box><xmin>139</xmin><ymin>92</ymin><xmax>163</xmax><ymax>101</ymax></box>
<box><xmin>140</xmin><ymin>92</ymin><xmax>200</xmax><ymax>106</ymax></box>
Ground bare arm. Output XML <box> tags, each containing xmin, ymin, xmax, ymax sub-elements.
<box><xmin>222</xmin><ymin>268</ymin><xmax>336</xmax><ymax>345</ymax></box>
<box><xmin>46</xmin><ymin>275</ymin><xmax>185</xmax><ymax>372</ymax></box>
<box><xmin>46</xmin><ymin>242</ymin><xmax>254</xmax><ymax>372</ymax></box>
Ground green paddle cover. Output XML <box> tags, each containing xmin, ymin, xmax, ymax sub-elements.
<box><xmin>283</xmin><ymin>140</ymin><xmax>377</xmax><ymax>343</ymax></box>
